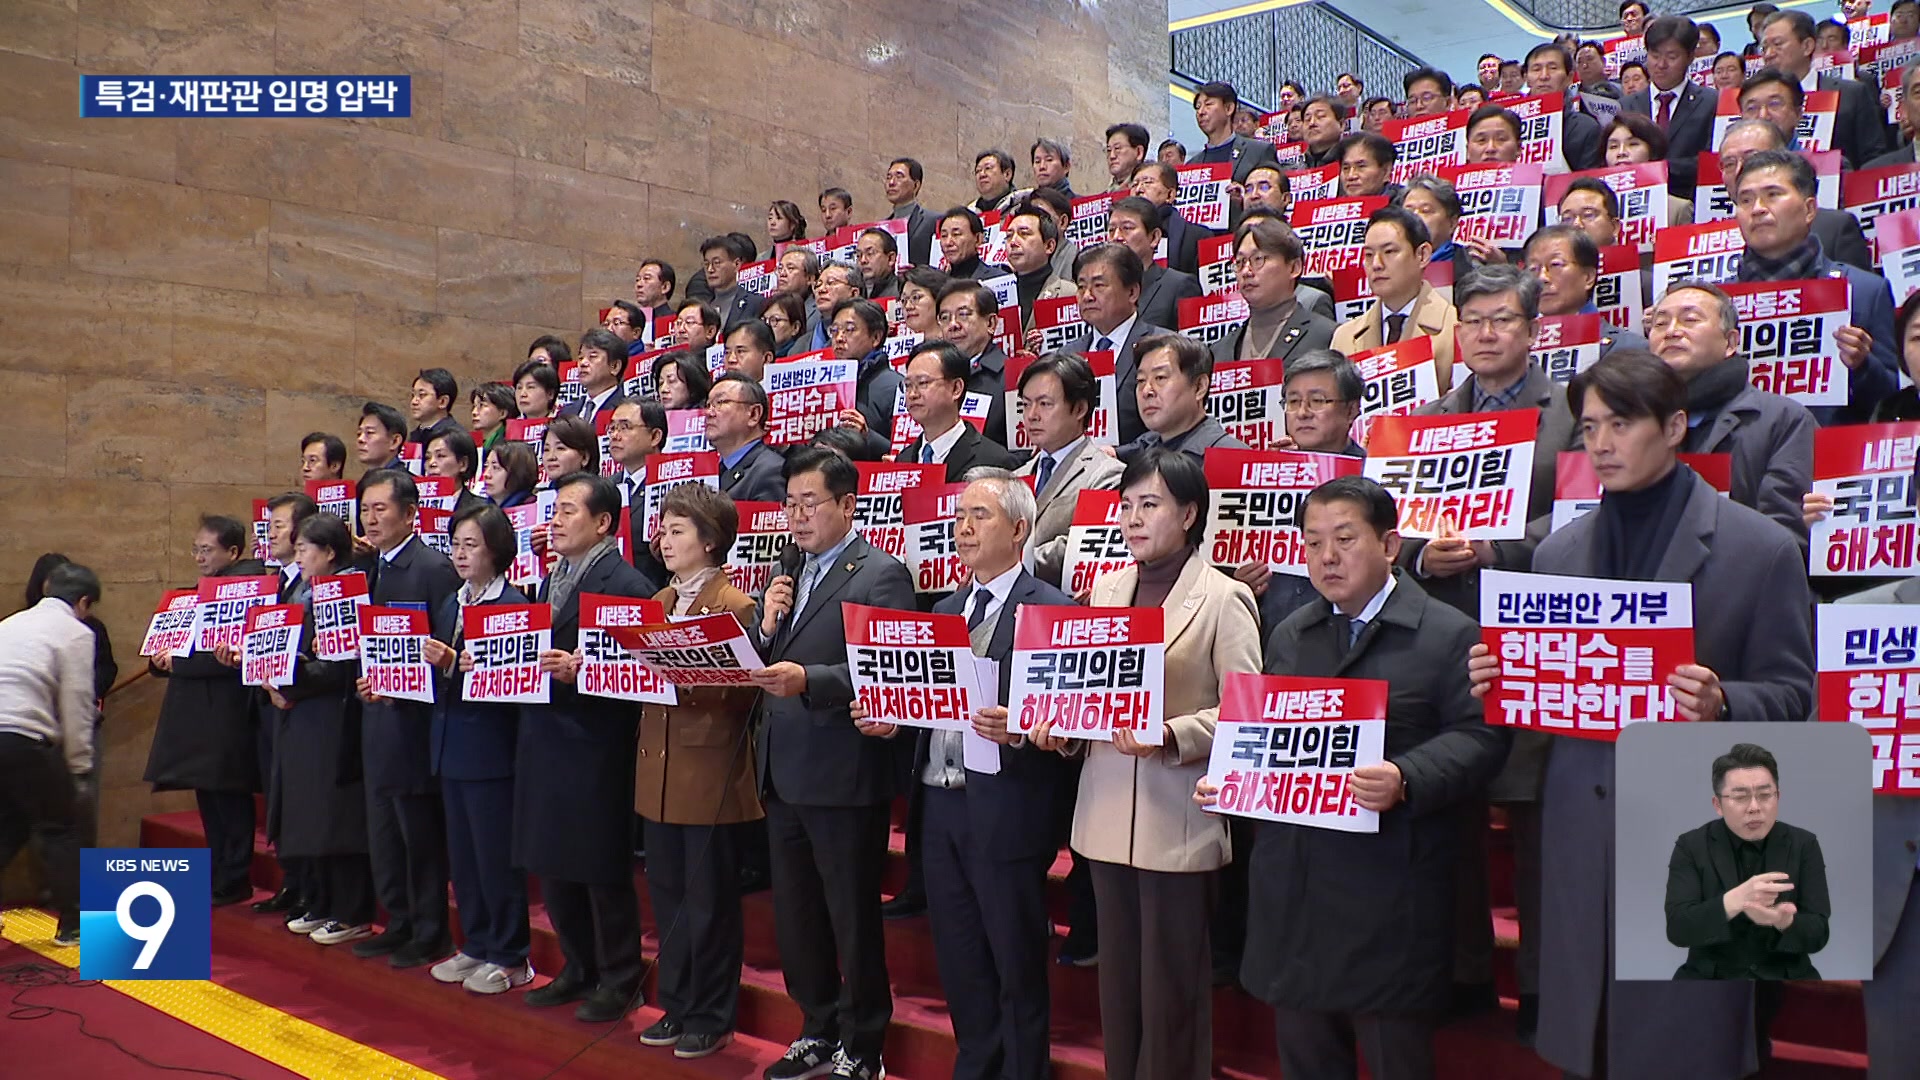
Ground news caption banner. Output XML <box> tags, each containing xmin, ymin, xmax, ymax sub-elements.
<box><xmin>1007</xmin><ymin>605</ymin><xmax>1165</xmax><ymax>745</ymax></box>
<box><xmin>1204</xmin><ymin>673</ymin><xmax>1389</xmax><ymax>833</ymax></box>
<box><xmin>79</xmin><ymin>849</ymin><xmax>211</xmax><ymax>979</ymax></box>
<box><xmin>78</xmin><ymin>75</ymin><xmax>411</xmax><ymax>117</ymax></box>
<box><xmin>1816</xmin><ymin>604</ymin><xmax>1920</xmax><ymax>794</ymax></box>
<box><xmin>1479</xmin><ymin>569</ymin><xmax>1695</xmax><ymax>739</ymax></box>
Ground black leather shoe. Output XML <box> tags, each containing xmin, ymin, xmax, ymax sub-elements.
<box><xmin>575</xmin><ymin>984</ymin><xmax>640</xmax><ymax>1023</ymax></box>
<box><xmin>525</xmin><ymin>970</ymin><xmax>592</xmax><ymax>1008</ymax></box>
<box><xmin>350</xmin><ymin>927</ymin><xmax>411</xmax><ymax>959</ymax></box>
<box><xmin>251</xmin><ymin>887</ymin><xmax>301</xmax><ymax>915</ymax></box>
<box><xmin>880</xmin><ymin>893</ymin><xmax>926</xmax><ymax>920</ymax></box>
<box><xmin>390</xmin><ymin>937</ymin><xmax>453</xmax><ymax>969</ymax></box>
<box><xmin>211</xmin><ymin>883</ymin><xmax>252</xmax><ymax>907</ymax></box>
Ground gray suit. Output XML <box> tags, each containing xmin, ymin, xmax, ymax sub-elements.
<box><xmin>1014</xmin><ymin>436</ymin><xmax>1125</xmax><ymax>589</ymax></box>
<box><xmin>719</xmin><ymin>439</ymin><xmax>788</xmax><ymax>505</ymax></box>
<box><xmin>1532</xmin><ymin>471</ymin><xmax>1813</xmax><ymax>1080</ymax></box>
<box><xmin>1835</xmin><ymin>577</ymin><xmax>1920</xmax><ymax>1080</ymax></box>
<box><xmin>1207</xmin><ymin>302</ymin><xmax>1336</xmax><ymax>370</ymax></box>
<box><xmin>1137</xmin><ymin>264</ymin><xmax>1203</xmax><ymax>331</ymax></box>
<box><xmin>1681</xmin><ymin>380</ymin><xmax>1815</xmax><ymax>546</ymax></box>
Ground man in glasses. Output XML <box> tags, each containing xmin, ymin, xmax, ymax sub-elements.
<box><xmin>1211</xmin><ymin>217</ymin><xmax>1335</xmax><ymax>372</ymax></box>
<box><xmin>705</xmin><ymin>371</ymin><xmax>787</xmax><ymax>503</ymax></box>
<box><xmin>934</xmin><ymin>280</ymin><xmax>1014</xmax><ymax>447</ymax></box>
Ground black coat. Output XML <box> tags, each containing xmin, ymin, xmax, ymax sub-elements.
<box><xmin>1160</xmin><ymin>205</ymin><xmax>1210</xmax><ymax>277</ymax></box>
<box><xmin>143</xmin><ymin>559</ymin><xmax>270</xmax><ymax>794</ymax></box>
<box><xmin>963</xmin><ymin>345</ymin><xmax>1013</xmax><ymax>449</ymax></box>
<box><xmin>720</xmin><ymin>440</ymin><xmax>789</xmax><ymax>505</ymax></box>
<box><xmin>360</xmin><ymin>537</ymin><xmax>462</xmax><ymax>795</ymax></box>
<box><xmin>1820</xmin><ymin>73</ymin><xmax>1888</xmax><ymax>171</ymax></box>
<box><xmin>1071</xmin><ymin>318</ymin><xmax>1159</xmax><ymax>448</ymax></box>
<box><xmin>750</xmin><ymin>535</ymin><xmax>917</xmax><ymax>806</ymax></box>
<box><xmin>896</xmin><ymin>421</ymin><xmax>1017</xmax><ymax>482</ymax></box>
<box><xmin>853</xmin><ymin>348</ymin><xmax>905</xmax><ymax>459</ymax></box>
<box><xmin>430</xmin><ymin>584</ymin><xmax>531</xmax><ymax>782</ymax></box>
<box><xmin>1137</xmin><ymin>264</ymin><xmax>1202</xmax><ymax>332</ymax></box>
<box><xmin>511</xmin><ymin>550</ymin><xmax>654</xmax><ymax>883</ymax></box>
<box><xmin>1243</xmin><ymin>571</ymin><xmax>1510</xmax><ymax>1013</ymax></box>
<box><xmin>1666</xmin><ymin>819</ymin><xmax>1830</xmax><ymax>981</ymax></box>
<box><xmin>273</xmin><ymin>595</ymin><xmax>369</xmax><ymax>858</ymax></box>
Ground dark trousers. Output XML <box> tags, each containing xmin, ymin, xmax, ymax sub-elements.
<box><xmin>645</xmin><ymin>819</ymin><xmax>744</xmax><ymax>1034</ymax></box>
<box><xmin>1088</xmin><ymin>859</ymin><xmax>1215</xmax><ymax>1080</ymax></box>
<box><xmin>366</xmin><ymin>789</ymin><xmax>448</xmax><ymax>946</ymax></box>
<box><xmin>1865</xmin><ymin>869</ymin><xmax>1920</xmax><ymax>1080</ymax></box>
<box><xmin>281</xmin><ymin>856</ymin><xmax>317</xmax><ymax>905</ymax></box>
<box><xmin>1452</xmin><ymin>800</ymin><xmax>1494</xmax><ymax>988</ymax></box>
<box><xmin>764</xmin><ymin>792</ymin><xmax>892</xmax><ymax>1061</ymax></box>
<box><xmin>195</xmin><ymin>789</ymin><xmax>256</xmax><ymax>895</ymax></box>
<box><xmin>1212</xmin><ymin>816</ymin><xmax>1255</xmax><ymax>977</ymax></box>
<box><xmin>443</xmin><ymin>777</ymin><xmax>528</xmax><ymax>967</ymax></box>
<box><xmin>1506</xmin><ymin>801</ymin><xmax>1543</xmax><ymax>996</ymax></box>
<box><xmin>309</xmin><ymin>853</ymin><xmax>376</xmax><ymax>926</ymax></box>
<box><xmin>0</xmin><ymin>734</ymin><xmax>80</xmax><ymax>930</ymax></box>
<box><xmin>1272</xmin><ymin>1007</ymin><xmax>1437</xmax><ymax>1080</ymax></box>
<box><xmin>922</xmin><ymin>786</ymin><xmax>1052</xmax><ymax>1080</ymax></box>
<box><xmin>543</xmin><ymin>874</ymin><xmax>643</xmax><ymax>994</ymax></box>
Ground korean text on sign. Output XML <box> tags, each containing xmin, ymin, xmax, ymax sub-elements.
<box><xmin>1008</xmin><ymin>606</ymin><xmax>1165</xmax><ymax>745</ymax></box>
<box><xmin>193</xmin><ymin>575</ymin><xmax>279</xmax><ymax>654</ymax></box>
<box><xmin>1809</xmin><ymin>421</ymin><xmax>1920</xmax><ymax>576</ymax></box>
<box><xmin>608</xmin><ymin>613</ymin><xmax>766</xmax><ymax>688</ymax></box>
<box><xmin>903</xmin><ymin>483</ymin><xmax>969</xmax><ymax>596</ymax></box>
<box><xmin>1479</xmin><ymin>569</ymin><xmax>1694</xmax><ymax>740</ymax></box>
<box><xmin>1061</xmin><ymin>489</ymin><xmax>1133</xmax><ymax>598</ymax></box>
<box><xmin>240</xmin><ymin>604</ymin><xmax>303</xmax><ymax>688</ymax></box>
<box><xmin>856</xmin><ymin>461</ymin><xmax>941</xmax><ymax>561</ymax></box>
<box><xmin>358</xmin><ymin>605</ymin><xmax>435</xmax><ymax>704</ymax></box>
<box><xmin>463</xmin><ymin>604</ymin><xmax>552</xmax><ymax>705</ymax></box>
<box><xmin>1720</xmin><ymin>278</ymin><xmax>1849</xmax><ymax>407</ymax></box>
<box><xmin>1202</xmin><ymin>449</ymin><xmax>1365</xmax><ymax>576</ymax></box>
<box><xmin>577</xmin><ymin>594</ymin><xmax>675</xmax><ymax>705</ymax></box>
<box><xmin>1207</xmin><ymin>672</ymin><xmax>1388</xmax><ymax>833</ymax></box>
<box><xmin>141</xmin><ymin>589</ymin><xmax>201</xmax><ymax>658</ymax></box>
<box><xmin>764</xmin><ymin>351</ymin><xmax>856</xmax><ymax>446</ymax></box>
<box><xmin>1363</xmin><ymin>411</ymin><xmax>1539</xmax><ymax>540</ymax></box>
<box><xmin>1815</xmin><ymin>604</ymin><xmax>1920</xmax><ymax>795</ymax></box>
<box><xmin>845</xmin><ymin>603</ymin><xmax>988</xmax><ymax>732</ymax></box>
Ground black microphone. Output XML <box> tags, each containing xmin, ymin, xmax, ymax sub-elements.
<box><xmin>775</xmin><ymin>542</ymin><xmax>805</xmax><ymax>624</ymax></box>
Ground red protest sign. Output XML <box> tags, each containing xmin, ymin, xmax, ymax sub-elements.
<box><xmin>764</xmin><ymin>349</ymin><xmax>856</xmax><ymax>446</ymax></box>
<box><xmin>305</xmin><ymin>478</ymin><xmax>357</xmax><ymax>526</ymax></box>
<box><xmin>358</xmin><ymin>605</ymin><xmax>434</xmax><ymax>704</ymax></box>
<box><xmin>1652</xmin><ymin>218</ymin><xmax>1744</xmax><ymax>296</ymax></box>
<box><xmin>1348</xmin><ymin>336</ymin><xmax>1442</xmax><ymax>448</ymax></box>
<box><xmin>1593</xmin><ymin>243</ymin><xmax>1645</xmax><ymax>335</ymax></box>
<box><xmin>1177</xmin><ymin>293</ymin><xmax>1249</xmax><ymax>350</ymax></box>
<box><xmin>1207</xmin><ymin>356</ymin><xmax>1288</xmax><ymax>450</ymax></box>
<box><xmin>1544</xmin><ymin>162</ymin><xmax>1668</xmax><ymax>252</ymax></box>
<box><xmin>193</xmin><ymin>575</ymin><xmax>279</xmax><ymax>654</ymax></box>
<box><xmin>844</xmin><ymin>602</ymin><xmax>987</xmax><ymax>731</ymax></box>
<box><xmin>1479</xmin><ymin>568</ymin><xmax>1695</xmax><ymax>739</ymax></box>
<box><xmin>1438</xmin><ymin>161</ymin><xmax>1544</xmax><ymax>248</ymax></box>
<box><xmin>1719</xmin><ymin>278</ymin><xmax>1850</xmax><ymax>407</ymax></box>
<box><xmin>462</xmin><ymin>603</ymin><xmax>550</xmax><ymax>704</ymax></box>
<box><xmin>1506</xmin><ymin>92</ymin><xmax>1568</xmax><ymax>173</ymax></box>
<box><xmin>1290</xmin><ymin>196</ymin><xmax>1387</xmax><ymax>278</ymax></box>
<box><xmin>1008</xmin><ymin>605</ymin><xmax>1165</xmax><ymax>744</ymax></box>
<box><xmin>240</xmin><ymin>603</ymin><xmax>303</xmax><ymax>688</ymax></box>
<box><xmin>1531</xmin><ymin>312</ymin><xmax>1605</xmax><ymax>385</ymax></box>
<box><xmin>608</xmin><ymin>612</ymin><xmax>766</xmax><ymax>687</ymax></box>
<box><xmin>1202</xmin><ymin>449</ymin><xmax>1365</xmax><ymax>576</ymax></box>
<box><xmin>902</xmin><ymin>482</ymin><xmax>969</xmax><ymax>596</ymax></box>
<box><xmin>578</xmin><ymin>594</ymin><xmax>674</xmax><ymax>705</ymax></box>
<box><xmin>1197</xmin><ymin>233</ymin><xmax>1237</xmax><ymax>296</ymax></box>
<box><xmin>140</xmin><ymin>588</ymin><xmax>201</xmax><ymax>658</ymax></box>
<box><xmin>639</xmin><ymin>451</ymin><xmax>721</xmax><ymax>542</ymax></box>
<box><xmin>1062</xmin><ymin>489</ymin><xmax>1131</xmax><ymax>597</ymax></box>
<box><xmin>1817</xmin><ymin>604</ymin><xmax>1920</xmax><ymax>795</ymax></box>
<box><xmin>1032</xmin><ymin>294</ymin><xmax>1086</xmax><ymax>355</ymax></box>
<box><xmin>1809</xmin><ymin>421</ymin><xmax>1920</xmax><ymax>576</ymax></box>
<box><xmin>1844</xmin><ymin>163</ymin><xmax>1920</xmax><ymax>260</ymax></box>
<box><xmin>855</xmin><ymin>461</ymin><xmax>941</xmax><ymax>560</ymax></box>
<box><xmin>1207</xmin><ymin>673</ymin><xmax>1390</xmax><ymax>832</ymax></box>
<box><xmin>1385</xmin><ymin>108</ymin><xmax>1468</xmax><ymax>184</ymax></box>
<box><xmin>1878</xmin><ymin>207</ymin><xmax>1920</xmax><ymax>304</ymax></box>
<box><xmin>1175</xmin><ymin>162</ymin><xmax>1233</xmax><ymax>231</ymax></box>
<box><xmin>1363</xmin><ymin>410</ymin><xmax>1540</xmax><ymax>539</ymax></box>
<box><xmin>726</xmin><ymin>502</ymin><xmax>791</xmax><ymax>597</ymax></box>
<box><xmin>311</xmin><ymin>572</ymin><xmax>369</xmax><ymax>661</ymax></box>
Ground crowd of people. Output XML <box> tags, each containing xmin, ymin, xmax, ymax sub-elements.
<box><xmin>2</xmin><ymin>3</ymin><xmax>1920</xmax><ymax>1080</ymax></box>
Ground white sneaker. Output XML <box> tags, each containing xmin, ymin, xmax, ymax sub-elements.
<box><xmin>309</xmin><ymin>921</ymin><xmax>373</xmax><ymax>946</ymax></box>
<box><xmin>286</xmin><ymin>912</ymin><xmax>328</xmax><ymax>935</ymax></box>
<box><xmin>430</xmin><ymin>951</ymin><xmax>487</xmax><ymax>984</ymax></box>
<box><xmin>463</xmin><ymin>960</ymin><xmax>535</xmax><ymax>995</ymax></box>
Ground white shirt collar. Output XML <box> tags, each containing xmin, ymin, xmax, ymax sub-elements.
<box><xmin>1380</xmin><ymin>292</ymin><xmax>1421</xmax><ymax>324</ymax></box>
<box><xmin>1089</xmin><ymin>312</ymin><xmax>1137</xmax><ymax>351</ymax></box>
<box><xmin>1335</xmin><ymin>571</ymin><xmax>1398</xmax><ymax>622</ymax></box>
<box><xmin>1799</xmin><ymin>68</ymin><xmax>1819</xmax><ymax>93</ymax></box>
<box><xmin>588</xmin><ymin>384</ymin><xmax>619</xmax><ymax>411</ymax></box>
<box><xmin>380</xmin><ymin>534</ymin><xmax>414</xmax><ymax>564</ymax></box>
<box><xmin>1042</xmin><ymin>434</ymin><xmax>1087</xmax><ymax>469</ymax></box>
<box><xmin>281</xmin><ymin>564</ymin><xmax>302</xmax><ymax>585</ymax></box>
<box><xmin>969</xmin><ymin>563</ymin><xmax>1023</xmax><ymax>618</ymax></box>
<box><xmin>459</xmin><ymin>574</ymin><xmax>507</xmax><ymax>607</ymax></box>
<box><xmin>920</xmin><ymin>417</ymin><xmax>968</xmax><ymax>463</ymax></box>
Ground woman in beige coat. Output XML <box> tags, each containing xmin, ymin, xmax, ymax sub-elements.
<box><xmin>1033</xmin><ymin>448</ymin><xmax>1261</xmax><ymax>1080</ymax></box>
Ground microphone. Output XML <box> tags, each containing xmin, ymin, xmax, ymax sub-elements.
<box><xmin>775</xmin><ymin>542</ymin><xmax>805</xmax><ymax>625</ymax></box>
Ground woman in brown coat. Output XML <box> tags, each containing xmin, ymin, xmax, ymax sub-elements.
<box><xmin>633</xmin><ymin>483</ymin><xmax>763</xmax><ymax>1060</ymax></box>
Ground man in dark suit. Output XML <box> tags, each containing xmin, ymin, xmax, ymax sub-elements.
<box><xmin>251</xmin><ymin>493</ymin><xmax>319</xmax><ymax>917</ymax></box>
<box><xmin>637</xmin><ymin>259</ymin><xmax>678</xmax><ymax>337</ymax></box>
<box><xmin>350</xmin><ymin>470</ymin><xmax>462</xmax><ymax>968</ymax></box>
<box><xmin>1468</xmin><ymin>351</ymin><xmax>1814</xmax><ymax>1080</ymax></box>
<box><xmin>749</xmin><ymin>447</ymin><xmax>917</xmax><ymax>1080</ymax></box>
<box><xmin>1757</xmin><ymin>11</ymin><xmax>1887</xmax><ymax>167</ymax></box>
<box><xmin>1665</xmin><ymin>742</ymin><xmax>1830</xmax><ymax>980</ymax></box>
<box><xmin>1116</xmin><ymin>333</ymin><xmax>1249</xmax><ymax>461</ymax></box>
<box><xmin>1210</xmin><ymin>216</ymin><xmax>1337</xmax><ymax>374</ymax></box>
<box><xmin>1063</xmin><ymin>243</ymin><xmax>1153</xmax><ymax>442</ymax></box>
<box><xmin>853</xmin><ymin>472</ymin><xmax>1072</xmax><ymax>1080</ymax></box>
<box><xmin>1215</xmin><ymin>475</ymin><xmax>1508</xmax><ymax>1080</ymax></box>
<box><xmin>406</xmin><ymin>368</ymin><xmax>462</xmax><ymax>448</ymax></box>
<box><xmin>937</xmin><ymin>207</ymin><xmax>1012</xmax><ymax>281</ymax></box>
<box><xmin>1524</xmin><ymin>42</ymin><xmax>1605</xmax><ymax>172</ymax></box>
<box><xmin>1718</xmin><ymin>118</ymin><xmax>1875</xmax><ymax>272</ymax></box>
<box><xmin>896</xmin><ymin>341</ymin><xmax>1017</xmax><ymax>479</ymax></box>
<box><xmin>708</xmin><ymin>372</ymin><xmax>789</xmax><ymax>504</ymax></box>
<box><xmin>1623</xmin><ymin>16</ymin><xmax>1717</xmax><ymax>199</ymax></box>
<box><xmin>698</xmin><ymin>236</ymin><xmax>768</xmax><ymax>336</ymax></box>
<box><xmin>935</xmin><ymin>281</ymin><xmax>1014</xmax><ymax>448</ymax></box>
<box><xmin>884</xmin><ymin>157</ymin><xmax>938</xmax><ymax>266</ymax></box>
<box><xmin>516</xmin><ymin>473</ymin><xmax>659</xmax><ymax>1023</ymax></box>
<box><xmin>1130</xmin><ymin>162</ymin><xmax>1210</xmax><ymax>276</ymax></box>
<box><xmin>1524</xmin><ymin>221</ymin><xmax>1649</xmax><ymax>356</ymax></box>
<box><xmin>607</xmin><ymin>397</ymin><xmax>671</xmax><ymax>588</ymax></box>
<box><xmin>354</xmin><ymin>401</ymin><xmax>408</xmax><ymax>475</ymax></box>
<box><xmin>1109</xmin><ymin>196</ymin><xmax>1203</xmax><ymax>331</ymax></box>
<box><xmin>558</xmin><ymin>328</ymin><xmax>629</xmax><ymax>428</ymax></box>
<box><xmin>1012</xmin><ymin>353</ymin><xmax>1126</xmax><ymax>588</ymax></box>
<box><xmin>1189</xmin><ymin>79</ymin><xmax>1284</xmax><ymax>183</ymax></box>
<box><xmin>856</xmin><ymin>228</ymin><xmax>902</xmax><ymax>301</ymax></box>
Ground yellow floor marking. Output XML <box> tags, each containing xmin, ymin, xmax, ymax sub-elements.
<box><xmin>2</xmin><ymin>907</ymin><xmax>447</xmax><ymax>1080</ymax></box>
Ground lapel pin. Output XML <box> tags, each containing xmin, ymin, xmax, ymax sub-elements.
<box><xmin>844</xmin><ymin>562</ymin><xmax>856</xmax><ymax>573</ymax></box>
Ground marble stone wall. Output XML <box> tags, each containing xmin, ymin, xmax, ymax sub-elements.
<box><xmin>0</xmin><ymin>0</ymin><xmax>1168</xmax><ymax>846</ymax></box>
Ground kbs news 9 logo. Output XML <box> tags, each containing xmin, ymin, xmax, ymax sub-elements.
<box><xmin>78</xmin><ymin>848</ymin><xmax>211</xmax><ymax>980</ymax></box>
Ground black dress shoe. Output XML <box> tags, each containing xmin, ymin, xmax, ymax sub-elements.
<box><xmin>525</xmin><ymin>970</ymin><xmax>592</xmax><ymax>1008</ymax></box>
<box><xmin>390</xmin><ymin>938</ymin><xmax>453</xmax><ymax>969</ymax></box>
<box><xmin>880</xmin><ymin>893</ymin><xmax>926</xmax><ymax>920</ymax></box>
<box><xmin>575</xmin><ymin>984</ymin><xmax>640</xmax><ymax>1023</ymax></box>
<box><xmin>350</xmin><ymin>927</ymin><xmax>411</xmax><ymax>959</ymax></box>
<box><xmin>251</xmin><ymin>887</ymin><xmax>301</xmax><ymax>915</ymax></box>
<box><xmin>211</xmin><ymin>883</ymin><xmax>252</xmax><ymax>907</ymax></box>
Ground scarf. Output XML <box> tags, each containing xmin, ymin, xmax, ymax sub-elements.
<box><xmin>1682</xmin><ymin>356</ymin><xmax>1750</xmax><ymax>444</ymax></box>
<box><xmin>1592</xmin><ymin>462</ymin><xmax>1695</xmax><ymax>580</ymax></box>
<box><xmin>1735</xmin><ymin>234</ymin><xmax>1823</xmax><ymax>284</ymax></box>
<box><xmin>667</xmin><ymin>566</ymin><xmax>724</xmax><ymax>616</ymax></box>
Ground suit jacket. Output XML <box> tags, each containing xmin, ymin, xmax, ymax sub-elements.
<box><xmin>1624</xmin><ymin>82</ymin><xmax>1715</xmax><ymax>197</ymax></box>
<box><xmin>1245</xmin><ymin>570</ymin><xmax>1510</xmax><ymax>1013</ymax></box>
<box><xmin>360</xmin><ymin>537</ymin><xmax>462</xmax><ymax>795</ymax></box>
<box><xmin>892</xmin><ymin>202</ymin><xmax>938</xmax><ymax>266</ymax></box>
<box><xmin>1681</xmin><ymin>381</ymin><xmax>1815</xmax><ymax>546</ymax></box>
<box><xmin>559</xmin><ymin>384</ymin><xmax>628</xmax><ymax>424</ymax></box>
<box><xmin>1208</xmin><ymin>301</ymin><xmax>1337</xmax><ymax>368</ymax></box>
<box><xmin>1331</xmin><ymin>282</ymin><xmax>1459</xmax><ymax>394</ymax></box>
<box><xmin>1564</xmin><ymin>102</ymin><xmax>1605</xmax><ymax>172</ymax></box>
<box><xmin>636</xmin><ymin>574</ymin><xmax>763</xmax><ymax>826</ymax></box>
<box><xmin>964</xmin><ymin>345</ymin><xmax>1013</xmax><ymax>449</ymax></box>
<box><xmin>1070</xmin><ymin>551</ymin><xmax>1258</xmax><ymax>872</ymax></box>
<box><xmin>511</xmin><ymin>547</ymin><xmax>655</xmax><ymax>883</ymax></box>
<box><xmin>1160</xmin><ymin>205</ymin><xmax>1211</xmax><ymax>277</ymax></box>
<box><xmin>1198</xmin><ymin>133</ymin><xmax>1283</xmax><ymax>184</ymax></box>
<box><xmin>915</xmin><ymin>571</ymin><xmax>1076</xmax><ymax>862</ymax></box>
<box><xmin>896</xmin><ymin>422</ymin><xmax>1016</xmax><ymax>483</ymax></box>
<box><xmin>1865</xmin><ymin>141</ymin><xmax>1920</xmax><ymax>170</ymax></box>
<box><xmin>1296</xmin><ymin>283</ymin><xmax>1337</xmax><ymax>322</ymax></box>
<box><xmin>1531</xmin><ymin>473</ymin><xmax>1811</xmax><ymax>1080</ymax></box>
<box><xmin>1835</xmin><ymin>576</ymin><xmax>1920</xmax><ymax>968</ymax></box>
<box><xmin>1813</xmin><ymin>208</ymin><xmax>1875</xmax><ymax>274</ymax></box>
<box><xmin>1137</xmin><ymin>263</ymin><xmax>1203</xmax><ymax>331</ymax></box>
<box><xmin>1777</xmin><ymin>256</ymin><xmax>1902</xmax><ymax>425</ymax></box>
<box><xmin>1070</xmin><ymin>316</ymin><xmax>1158</xmax><ymax>447</ymax></box>
<box><xmin>1015</xmin><ymin>436</ymin><xmax>1125</xmax><ymax>589</ymax></box>
<box><xmin>1820</xmin><ymin>74</ymin><xmax>1888</xmax><ymax>171</ymax></box>
<box><xmin>408</xmin><ymin>414</ymin><xmax>462</xmax><ymax>447</ymax></box>
<box><xmin>720</xmin><ymin>439</ymin><xmax>788</xmax><ymax>505</ymax></box>
<box><xmin>750</xmin><ymin>534</ymin><xmax>917</xmax><ymax>806</ymax></box>
<box><xmin>1116</xmin><ymin>415</ymin><xmax>1249</xmax><ymax>462</ymax></box>
<box><xmin>853</xmin><ymin>348</ymin><xmax>905</xmax><ymax>459</ymax></box>
<box><xmin>428</xmin><ymin>583</ymin><xmax>530</xmax><ymax>782</ymax></box>
<box><xmin>715</xmin><ymin>288</ymin><xmax>768</xmax><ymax>335</ymax></box>
<box><xmin>1665</xmin><ymin>819</ymin><xmax>1830</xmax><ymax>980</ymax></box>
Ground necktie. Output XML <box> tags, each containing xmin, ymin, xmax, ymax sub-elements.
<box><xmin>1656</xmin><ymin>91</ymin><xmax>1675</xmax><ymax>132</ymax></box>
<box><xmin>920</xmin><ymin>443</ymin><xmax>935</xmax><ymax>464</ymax></box>
<box><xmin>1384</xmin><ymin>313</ymin><xmax>1407</xmax><ymax>344</ymax></box>
<box><xmin>1095</xmin><ymin>335</ymin><xmax>1113</xmax><ymax>353</ymax></box>
<box><xmin>966</xmin><ymin>589</ymin><xmax>993</xmax><ymax>631</ymax></box>
<box><xmin>793</xmin><ymin>558</ymin><xmax>825</xmax><ymax>622</ymax></box>
<box><xmin>1035</xmin><ymin>452</ymin><xmax>1057</xmax><ymax>493</ymax></box>
<box><xmin>624</xmin><ymin>475</ymin><xmax>639</xmax><ymax>505</ymax></box>
<box><xmin>581</xmin><ymin>398</ymin><xmax>595</xmax><ymax>425</ymax></box>
<box><xmin>1336</xmin><ymin>615</ymin><xmax>1363</xmax><ymax>656</ymax></box>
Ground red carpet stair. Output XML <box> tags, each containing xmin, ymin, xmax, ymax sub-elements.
<box><xmin>141</xmin><ymin>810</ymin><xmax>1869</xmax><ymax>1079</ymax></box>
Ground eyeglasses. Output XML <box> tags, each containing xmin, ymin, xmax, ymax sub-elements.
<box><xmin>828</xmin><ymin>323</ymin><xmax>863</xmax><ymax>337</ymax></box>
<box><xmin>1718</xmin><ymin>787</ymin><xmax>1777</xmax><ymax>807</ymax></box>
<box><xmin>190</xmin><ymin>544</ymin><xmax>224</xmax><ymax>557</ymax></box>
<box><xmin>606</xmin><ymin>419</ymin><xmax>641</xmax><ymax>433</ymax></box>
<box><xmin>1232</xmin><ymin>252</ymin><xmax>1272</xmax><ymax>272</ymax></box>
<box><xmin>941</xmin><ymin>308</ymin><xmax>981</xmax><ymax>322</ymax></box>
<box><xmin>902</xmin><ymin>377</ymin><xmax>951</xmax><ymax>393</ymax></box>
<box><xmin>1283</xmin><ymin>394</ymin><xmax>1351</xmax><ymax>414</ymax></box>
<box><xmin>782</xmin><ymin>494</ymin><xmax>837</xmax><ymax>516</ymax></box>
<box><xmin>705</xmin><ymin>397</ymin><xmax>748</xmax><ymax>411</ymax></box>
<box><xmin>1647</xmin><ymin>310</ymin><xmax>1714</xmax><ymax>331</ymax></box>
<box><xmin>1458</xmin><ymin>313</ymin><xmax>1528</xmax><ymax>333</ymax></box>
<box><xmin>1558</xmin><ymin>207</ymin><xmax>1609</xmax><ymax>225</ymax></box>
